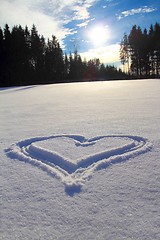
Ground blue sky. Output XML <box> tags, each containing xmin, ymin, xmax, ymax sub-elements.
<box><xmin>0</xmin><ymin>0</ymin><xmax>159</xmax><ymax>67</ymax></box>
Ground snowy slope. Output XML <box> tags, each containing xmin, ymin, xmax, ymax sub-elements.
<box><xmin>1</xmin><ymin>79</ymin><xmax>160</xmax><ymax>240</ymax></box>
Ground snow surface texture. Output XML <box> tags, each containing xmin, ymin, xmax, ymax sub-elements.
<box><xmin>6</xmin><ymin>134</ymin><xmax>152</xmax><ymax>195</ymax></box>
<box><xmin>1</xmin><ymin>79</ymin><xmax>160</xmax><ymax>240</ymax></box>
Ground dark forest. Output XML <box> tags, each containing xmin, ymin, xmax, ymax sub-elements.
<box><xmin>0</xmin><ymin>24</ymin><xmax>126</xmax><ymax>87</ymax></box>
<box><xmin>0</xmin><ymin>22</ymin><xmax>159</xmax><ymax>87</ymax></box>
<box><xmin>120</xmin><ymin>22</ymin><xmax>160</xmax><ymax>77</ymax></box>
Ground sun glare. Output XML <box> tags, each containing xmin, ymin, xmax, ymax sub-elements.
<box><xmin>88</xmin><ymin>25</ymin><xmax>109</xmax><ymax>46</ymax></box>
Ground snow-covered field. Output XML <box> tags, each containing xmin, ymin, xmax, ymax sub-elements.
<box><xmin>1</xmin><ymin>79</ymin><xmax>160</xmax><ymax>240</ymax></box>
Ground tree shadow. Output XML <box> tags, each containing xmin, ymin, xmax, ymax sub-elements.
<box><xmin>0</xmin><ymin>85</ymin><xmax>37</xmax><ymax>92</ymax></box>
<box><xmin>14</xmin><ymin>85</ymin><xmax>37</xmax><ymax>91</ymax></box>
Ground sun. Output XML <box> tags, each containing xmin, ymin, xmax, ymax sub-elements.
<box><xmin>88</xmin><ymin>25</ymin><xmax>109</xmax><ymax>46</ymax></box>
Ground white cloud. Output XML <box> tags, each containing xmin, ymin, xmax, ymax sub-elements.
<box><xmin>77</xmin><ymin>21</ymin><xmax>90</xmax><ymax>28</ymax></box>
<box><xmin>117</xmin><ymin>6</ymin><xmax>157</xmax><ymax>20</ymax></box>
<box><xmin>0</xmin><ymin>0</ymin><xmax>66</xmax><ymax>41</ymax></box>
<box><xmin>73</xmin><ymin>5</ymin><xmax>90</xmax><ymax>20</ymax></box>
<box><xmin>80</xmin><ymin>44</ymin><xmax>120</xmax><ymax>65</ymax></box>
<box><xmin>0</xmin><ymin>0</ymin><xmax>98</xmax><ymax>42</ymax></box>
<box><xmin>76</xmin><ymin>18</ymin><xmax>95</xmax><ymax>28</ymax></box>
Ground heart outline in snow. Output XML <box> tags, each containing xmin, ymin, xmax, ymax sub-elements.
<box><xmin>5</xmin><ymin>134</ymin><xmax>152</xmax><ymax>195</ymax></box>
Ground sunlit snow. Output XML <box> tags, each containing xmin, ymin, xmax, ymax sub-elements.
<box><xmin>1</xmin><ymin>79</ymin><xmax>160</xmax><ymax>240</ymax></box>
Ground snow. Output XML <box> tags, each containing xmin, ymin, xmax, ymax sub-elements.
<box><xmin>5</xmin><ymin>134</ymin><xmax>152</xmax><ymax>195</ymax></box>
<box><xmin>1</xmin><ymin>79</ymin><xmax>160</xmax><ymax>239</ymax></box>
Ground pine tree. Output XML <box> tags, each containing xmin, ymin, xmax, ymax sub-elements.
<box><xmin>99</xmin><ymin>63</ymin><xmax>106</xmax><ymax>79</ymax></box>
<box><xmin>44</xmin><ymin>36</ymin><xmax>64</xmax><ymax>83</ymax></box>
<box><xmin>153</xmin><ymin>22</ymin><xmax>160</xmax><ymax>76</ymax></box>
<box><xmin>142</xmin><ymin>28</ymin><xmax>150</xmax><ymax>76</ymax></box>
<box><xmin>120</xmin><ymin>33</ymin><xmax>130</xmax><ymax>73</ymax></box>
<box><xmin>3</xmin><ymin>24</ymin><xmax>12</xmax><ymax>85</ymax></box>
<box><xmin>24</xmin><ymin>26</ymin><xmax>31</xmax><ymax>84</ymax></box>
<box><xmin>0</xmin><ymin>27</ymin><xmax>5</xmax><ymax>86</ymax></box>
<box><xmin>11</xmin><ymin>25</ymin><xmax>28</xmax><ymax>85</ymax></box>
<box><xmin>68</xmin><ymin>52</ymin><xmax>74</xmax><ymax>80</ymax></box>
<box><xmin>64</xmin><ymin>53</ymin><xmax>69</xmax><ymax>81</ymax></box>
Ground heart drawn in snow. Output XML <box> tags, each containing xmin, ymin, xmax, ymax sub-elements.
<box><xmin>5</xmin><ymin>134</ymin><xmax>152</xmax><ymax>195</ymax></box>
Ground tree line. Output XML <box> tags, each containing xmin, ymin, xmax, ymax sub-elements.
<box><xmin>0</xmin><ymin>24</ymin><xmax>126</xmax><ymax>87</ymax></box>
<box><xmin>120</xmin><ymin>22</ymin><xmax>160</xmax><ymax>77</ymax></box>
